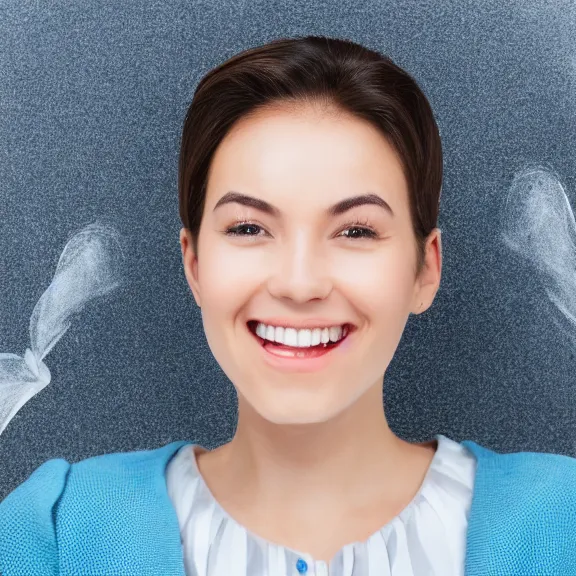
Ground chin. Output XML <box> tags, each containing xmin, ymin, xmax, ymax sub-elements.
<box><xmin>248</xmin><ymin>392</ymin><xmax>349</xmax><ymax>426</ymax></box>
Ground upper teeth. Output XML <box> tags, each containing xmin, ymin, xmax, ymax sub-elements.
<box><xmin>255</xmin><ymin>322</ymin><xmax>348</xmax><ymax>348</ymax></box>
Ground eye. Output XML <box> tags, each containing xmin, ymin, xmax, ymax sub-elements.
<box><xmin>224</xmin><ymin>222</ymin><xmax>268</xmax><ymax>237</ymax></box>
<box><xmin>337</xmin><ymin>218</ymin><xmax>379</xmax><ymax>240</ymax></box>
<box><xmin>223</xmin><ymin>218</ymin><xmax>380</xmax><ymax>240</ymax></box>
<box><xmin>338</xmin><ymin>224</ymin><xmax>378</xmax><ymax>240</ymax></box>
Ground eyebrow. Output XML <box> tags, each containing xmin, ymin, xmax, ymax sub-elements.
<box><xmin>213</xmin><ymin>191</ymin><xmax>394</xmax><ymax>218</ymax></box>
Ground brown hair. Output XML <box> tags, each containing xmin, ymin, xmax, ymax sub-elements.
<box><xmin>178</xmin><ymin>35</ymin><xmax>442</xmax><ymax>277</ymax></box>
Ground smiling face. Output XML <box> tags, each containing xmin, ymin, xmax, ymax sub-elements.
<box><xmin>180</xmin><ymin>103</ymin><xmax>441</xmax><ymax>425</ymax></box>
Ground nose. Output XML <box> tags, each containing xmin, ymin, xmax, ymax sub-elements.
<box><xmin>266</xmin><ymin>235</ymin><xmax>332</xmax><ymax>303</ymax></box>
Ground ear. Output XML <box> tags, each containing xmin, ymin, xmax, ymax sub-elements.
<box><xmin>179</xmin><ymin>228</ymin><xmax>202</xmax><ymax>308</ymax></box>
<box><xmin>411</xmin><ymin>228</ymin><xmax>442</xmax><ymax>314</ymax></box>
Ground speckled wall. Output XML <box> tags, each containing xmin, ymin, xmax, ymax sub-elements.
<box><xmin>1</xmin><ymin>0</ymin><xmax>575</xmax><ymax>501</ymax></box>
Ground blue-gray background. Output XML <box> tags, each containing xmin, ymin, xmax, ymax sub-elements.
<box><xmin>1</xmin><ymin>0</ymin><xmax>575</xmax><ymax>501</ymax></box>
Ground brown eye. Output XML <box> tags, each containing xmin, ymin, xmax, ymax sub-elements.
<box><xmin>336</xmin><ymin>215</ymin><xmax>380</xmax><ymax>240</ymax></box>
<box><xmin>338</xmin><ymin>224</ymin><xmax>379</xmax><ymax>240</ymax></box>
<box><xmin>224</xmin><ymin>222</ymin><xmax>268</xmax><ymax>237</ymax></box>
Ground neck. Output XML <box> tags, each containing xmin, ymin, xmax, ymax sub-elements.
<box><xmin>215</xmin><ymin>378</ymin><xmax>413</xmax><ymax>516</ymax></box>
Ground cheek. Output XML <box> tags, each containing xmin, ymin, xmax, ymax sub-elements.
<box><xmin>340</xmin><ymin>249</ymin><xmax>415</xmax><ymax>317</ymax></box>
<box><xmin>195</xmin><ymin>245</ymin><xmax>239</xmax><ymax>342</ymax></box>
<box><xmin>339</xmin><ymin>252</ymin><xmax>414</xmax><ymax>375</ymax></box>
<box><xmin>198</xmin><ymin>241</ymin><xmax>255</xmax><ymax>306</ymax></box>
<box><xmin>196</xmin><ymin>241</ymin><xmax>265</xmax><ymax>358</ymax></box>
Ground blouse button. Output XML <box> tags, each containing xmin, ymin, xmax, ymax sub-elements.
<box><xmin>296</xmin><ymin>558</ymin><xmax>308</xmax><ymax>573</ymax></box>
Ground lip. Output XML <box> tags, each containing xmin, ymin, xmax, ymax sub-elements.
<box><xmin>246</xmin><ymin>321</ymin><xmax>355</xmax><ymax>373</ymax></box>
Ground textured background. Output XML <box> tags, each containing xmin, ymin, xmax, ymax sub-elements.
<box><xmin>1</xmin><ymin>0</ymin><xmax>576</xmax><ymax>501</ymax></box>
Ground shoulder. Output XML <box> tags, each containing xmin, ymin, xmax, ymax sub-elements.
<box><xmin>462</xmin><ymin>440</ymin><xmax>576</xmax><ymax>571</ymax></box>
<box><xmin>0</xmin><ymin>440</ymin><xmax>190</xmax><ymax>575</ymax></box>
<box><xmin>463</xmin><ymin>439</ymin><xmax>576</xmax><ymax>531</ymax></box>
<box><xmin>0</xmin><ymin>457</ymin><xmax>71</xmax><ymax>574</ymax></box>
<box><xmin>56</xmin><ymin>440</ymin><xmax>191</xmax><ymax>510</ymax></box>
<box><xmin>463</xmin><ymin>439</ymin><xmax>576</xmax><ymax>486</ymax></box>
<box><xmin>496</xmin><ymin>448</ymin><xmax>576</xmax><ymax>510</ymax></box>
<box><xmin>0</xmin><ymin>456</ymin><xmax>72</xmax><ymax>525</ymax></box>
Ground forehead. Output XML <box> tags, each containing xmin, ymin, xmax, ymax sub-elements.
<box><xmin>206</xmin><ymin>105</ymin><xmax>408</xmax><ymax>210</ymax></box>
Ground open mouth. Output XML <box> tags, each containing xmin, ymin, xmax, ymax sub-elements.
<box><xmin>246</xmin><ymin>320</ymin><xmax>355</xmax><ymax>352</ymax></box>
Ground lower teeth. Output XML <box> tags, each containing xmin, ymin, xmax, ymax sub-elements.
<box><xmin>291</xmin><ymin>342</ymin><xmax>328</xmax><ymax>347</ymax></box>
<box><xmin>274</xmin><ymin>344</ymin><xmax>333</xmax><ymax>357</ymax></box>
<box><xmin>268</xmin><ymin>340</ymin><xmax>337</xmax><ymax>349</ymax></box>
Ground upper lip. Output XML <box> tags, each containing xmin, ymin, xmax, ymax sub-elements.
<box><xmin>248</xmin><ymin>318</ymin><xmax>356</xmax><ymax>330</ymax></box>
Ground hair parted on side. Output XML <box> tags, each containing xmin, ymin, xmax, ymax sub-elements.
<box><xmin>178</xmin><ymin>35</ymin><xmax>443</xmax><ymax>277</ymax></box>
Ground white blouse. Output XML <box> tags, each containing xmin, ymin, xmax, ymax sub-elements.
<box><xmin>165</xmin><ymin>433</ymin><xmax>477</xmax><ymax>576</ymax></box>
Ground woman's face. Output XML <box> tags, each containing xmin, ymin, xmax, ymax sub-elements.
<box><xmin>180</xmin><ymin>104</ymin><xmax>441</xmax><ymax>425</ymax></box>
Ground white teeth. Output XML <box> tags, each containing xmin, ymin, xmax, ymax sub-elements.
<box><xmin>283</xmin><ymin>328</ymin><xmax>298</xmax><ymax>347</ymax></box>
<box><xmin>329</xmin><ymin>326</ymin><xmax>341</xmax><ymax>342</ymax></box>
<box><xmin>256</xmin><ymin>323</ymin><xmax>266</xmax><ymax>339</ymax></box>
<box><xmin>253</xmin><ymin>322</ymin><xmax>347</xmax><ymax>348</ymax></box>
<box><xmin>274</xmin><ymin>326</ymin><xmax>284</xmax><ymax>343</ymax></box>
<box><xmin>297</xmin><ymin>329</ymin><xmax>312</xmax><ymax>347</ymax></box>
<box><xmin>311</xmin><ymin>328</ymin><xmax>322</xmax><ymax>346</ymax></box>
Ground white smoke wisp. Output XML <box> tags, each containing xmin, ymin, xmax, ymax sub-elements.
<box><xmin>0</xmin><ymin>222</ymin><xmax>125</xmax><ymax>438</ymax></box>
<box><xmin>500</xmin><ymin>165</ymin><xmax>576</xmax><ymax>338</ymax></box>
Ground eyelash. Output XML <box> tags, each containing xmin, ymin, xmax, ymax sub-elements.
<box><xmin>223</xmin><ymin>217</ymin><xmax>379</xmax><ymax>240</ymax></box>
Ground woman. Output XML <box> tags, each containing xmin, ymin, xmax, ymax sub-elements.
<box><xmin>1</xmin><ymin>35</ymin><xmax>576</xmax><ymax>576</ymax></box>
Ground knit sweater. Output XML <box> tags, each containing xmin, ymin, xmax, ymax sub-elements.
<box><xmin>1</xmin><ymin>438</ymin><xmax>575</xmax><ymax>575</ymax></box>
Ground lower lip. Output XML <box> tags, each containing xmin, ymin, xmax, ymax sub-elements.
<box><xmin>247</xmin><ymin>324</ymin><xmax>354</xmax><ymax>373</ymax></box>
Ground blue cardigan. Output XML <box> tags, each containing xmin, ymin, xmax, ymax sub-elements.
<box><xmin>1</xmin><ymin>438</ymin><xmax>575</xmax><ymax>575</ymax></box>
